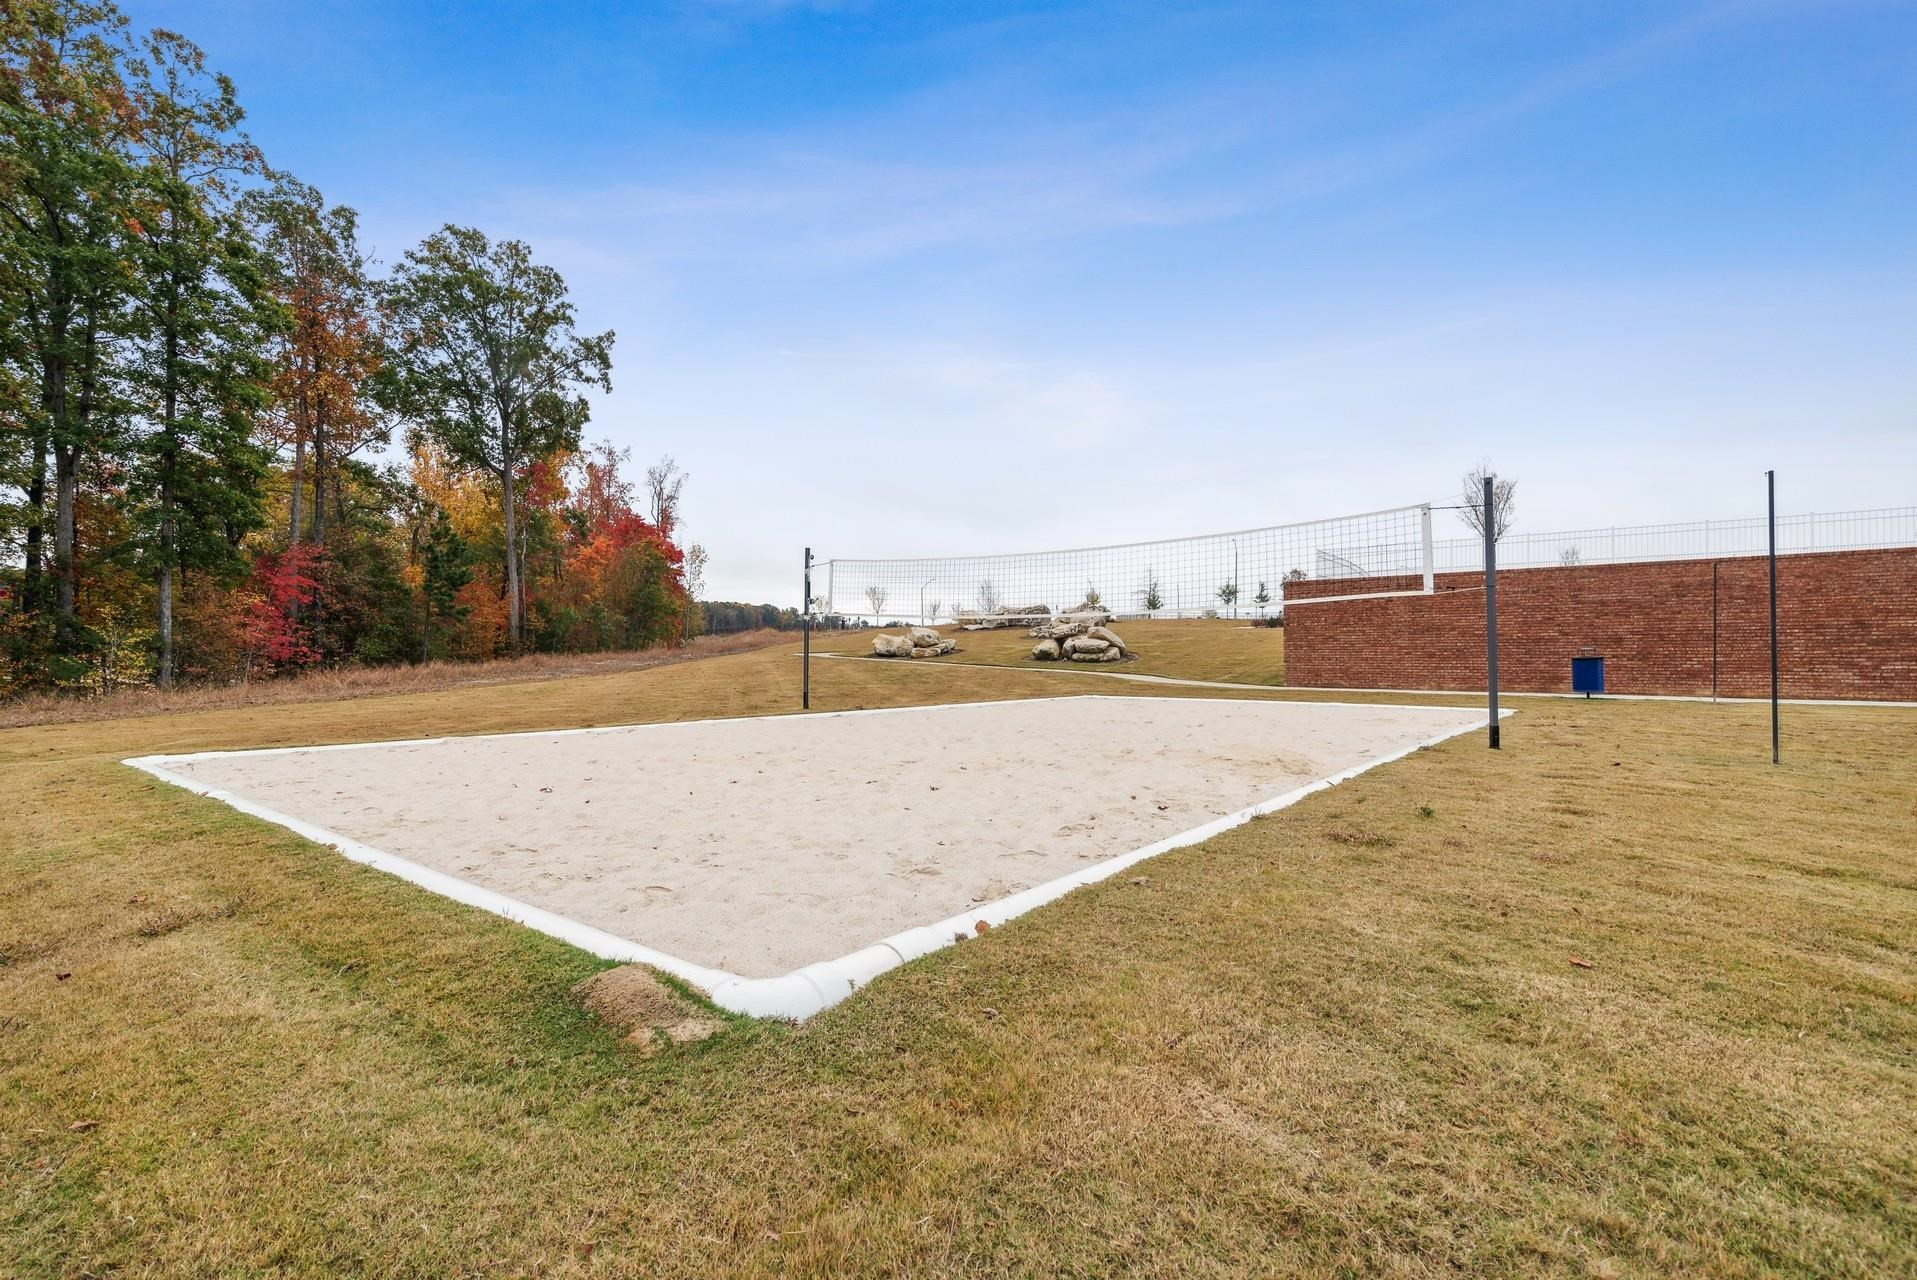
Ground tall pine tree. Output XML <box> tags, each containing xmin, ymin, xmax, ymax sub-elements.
<box><xmin>122</xmin><ymin>28</ymin><xmax>274</xmax><ymax>686</ymax></box>
<box><xmin>0</xmin><ymin>0</ymin><xmax>141</xmax><ymax>656</ymax></box>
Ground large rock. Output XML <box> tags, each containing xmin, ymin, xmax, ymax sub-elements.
<box><xmin>1070</xmin><ymin>645</ymin><xmax>1125</xmax><ymax>663</ymax></box>
<box><xmin>911</xmin><ymin>640</ymin><xmax>958</xmax><ymax>658</ymax></box>
<box><xmin>1087</xmin><ymin>625</ymin><xmax>1127</xmax><ymax>652</ymax></box>
<box><xmin>872</xmin><ymin>633</ymin><xmax>913</xmax><ymax>657</ymax></box>
<box><xmin>1029</xmin><ymin>618</ymin><xmax>1091</xmax><ymax>641</ymax></box>
<box><xmin>1031</xmin><ymin>638</ymin><xmax>1062</xmax><ymax>661</ymax></box>
<box><xmin>1063</xmin><ymin>635</ymin><xmax>1112</xmax><ymax>657</ymax></box>
<box><xmin>908</xmin><ymin>627</ymin><xmax>941</xmax><ymax>648</ymax></box>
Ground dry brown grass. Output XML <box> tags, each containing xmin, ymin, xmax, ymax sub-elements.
<box><xmin>0</xmin><ymin>629</ymin><xmax>788</xmax><ymax>729</ymax></box>
<box><xmin>2</xmin><ymin>633</ymin><xmax>1912</xmax><ymax>1276</ymax></box>
<box><xmin>813</xmin><ymin>616</ymin><xmax>1287</xmax><ymax>685</ymax></box>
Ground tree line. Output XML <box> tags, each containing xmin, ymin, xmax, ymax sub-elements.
<box><xmin>1</xmin><ymin>1</ymin><xmax>704</xmax><ymax>695</ymax></box>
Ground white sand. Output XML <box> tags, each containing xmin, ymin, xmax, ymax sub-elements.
<box><xmin>158</xmin><ymin>696</ymin><xmax>1481</xmax><ymax>979</ymax></box>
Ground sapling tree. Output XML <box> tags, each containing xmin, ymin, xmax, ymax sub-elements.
<box><xmin>1138</xmin><ymin>570</ymin><xmax>1162</xmax><ymax>616</ymax></box>
<box><xmin>682</xmin><ymin>541</ymin><xmax>707</xmax><ymax>640</ymax></box>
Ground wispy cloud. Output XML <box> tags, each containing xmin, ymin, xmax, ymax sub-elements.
<box><xmin>492</xmin><ymin>2</ymin><xmax>1750</xmax><ymax>287</ymax></box>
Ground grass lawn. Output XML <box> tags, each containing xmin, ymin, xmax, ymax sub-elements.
<box><xmin>813</xmin><ymin>615</ymin><xmax>1288</xmax><ymax>685</ymax></box>
<box><xmin>3</xmin><ymin>635</ymin><xmax>1913</xmax><ymax>1276</ymax></box>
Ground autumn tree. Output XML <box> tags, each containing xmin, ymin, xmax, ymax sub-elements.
<box><xmin>237</xmin><ymin>541</ymin><xmax>319</xmax><ymax>679</ymax></box>
<box><xmin>382</xmin><ymin>226</ymin><xmax>611</xmax><ymax>647</ymax></box>
<box><xmin>121</xmin><ymin>27</ymin><xmax>274</xmax><ymax>685</ymax></box>
<box><xmin>568</xmin><ymin>440</ymin><xmax>633</xmax><ymax>537</ymax></box>
<box><xmin>245</xmin><ymin>176</ymin><xmax>386</xmax><ymax>546</ymax></box>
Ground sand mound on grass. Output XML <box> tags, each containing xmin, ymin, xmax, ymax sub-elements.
<box><xmin>572</xmin><ymin>966</ymin><xmax>722</xmax><ymax>1054</ymax></box>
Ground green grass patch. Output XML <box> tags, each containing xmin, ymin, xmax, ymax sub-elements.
<box><xmin>2</xmin><ymin>637</ymin><xmax>1913</xmax><ymax>1276</ymax></box>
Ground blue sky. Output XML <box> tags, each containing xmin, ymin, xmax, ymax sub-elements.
<box><xmin>130</xmin><ymin>0</ymin><xmax>1917</xmax><ymax>604</ymax></box>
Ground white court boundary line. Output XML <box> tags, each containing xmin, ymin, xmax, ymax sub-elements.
<box><xmin>125</xmin><ymin>695</ymin><xmax>1509</xmax><ymax>1021</ymax></box>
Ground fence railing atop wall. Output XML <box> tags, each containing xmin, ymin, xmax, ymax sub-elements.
<box><xmin>1433</xmin><ymin>506</ymin><xmax>1917</xmax><ymax>573</ymax></box>
<box><xmin>813</xmin><ymin>505</ymin><xmax>1917</xmax><ymax>625</ymax></box>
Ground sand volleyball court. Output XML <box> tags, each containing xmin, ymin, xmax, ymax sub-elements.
<box><xmin>128</xmin><ymin>695</ymin><xmax>1489</xmax><ymax>1017</ymax></box>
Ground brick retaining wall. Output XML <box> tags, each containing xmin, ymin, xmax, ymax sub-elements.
<box><xmin>1283</xmin><ymin>547</ymin><xmax>1917</xmax><ymax>700</ymax></box>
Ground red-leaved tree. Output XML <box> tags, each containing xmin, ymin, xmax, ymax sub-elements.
<box><xmin>239</xmin><ymin>544</ymin><xmax>322</xmax><ymax>679</ymax></box>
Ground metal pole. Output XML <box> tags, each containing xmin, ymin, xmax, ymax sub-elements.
<box><xmin>1420</xmin><ymin>504</ymin><xmax>1435</xmax><ymax>594</ymax></box>
<box><xmin>1484</xmin><ymin>476</ymin><xmax>1500</xmax><ymax>750</ymax></box>
<box><xmin>802</xmin><ymin>547</ymin><xmax>812</xmax><ymax>711</ymax></box>
<box><xmin>1768</xmin><ymin>472</ymin><xmax>1779</xmax><ymax>764</ymax></box>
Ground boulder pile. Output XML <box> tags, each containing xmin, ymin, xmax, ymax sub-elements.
<box><xmin>1030</xmin><ymin>618</ymin><xmax>1131</xmax><ymax>664</ymax></box>
<box><xmin>873</xmin><ymin>626</ymin><xmax>958</xmax><ymax>659</ymax></box>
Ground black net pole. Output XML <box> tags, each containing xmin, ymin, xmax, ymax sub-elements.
<box><xmin>1768</xmin><ymin>473</ymin><xmax>1779</xmax><ymax>764</ymax></box>
<box><xmin>802</xmin><ymin>547</ymin><xmax>812</xmax><ymax>711</ymax></box>
<box><xmin>1485</xmin><ymin>476</ymin><xmax>1500</xmax><ymax>750</ymax></box>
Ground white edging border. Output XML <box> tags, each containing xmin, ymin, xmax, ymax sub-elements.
<box><xmin>125</xmin><ymin>695</ymin><xmax>1510</xmax><ymax>1021</ymax></box>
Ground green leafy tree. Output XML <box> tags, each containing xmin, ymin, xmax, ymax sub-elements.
<box><xmin>122</xmin><ymin>27</ymin><xmax>274</xmax><ymax>685</ymax></box>
<box><xmin>382</xmin><ymin>226</ymin><xmax>612</xmax><ymax>647</ymax></box>
<box><xmin>0</xmin><ymin>0</ymin><xmax>142</xmax><ymax>642</ymax></box>
<box><xmin>1252</xmin><ymin>580</ymin><xmax>1270</xmax><ymax>613</ymax></box>
<box><xmin>419</xmin><ymin>505</ymin><xmax>470</xmax><ymax>660</ymax></box>
<box><xmin>1217</xmin><ymin>580</ymin><xmax>1239</xmax><ymax>617</ymax></box>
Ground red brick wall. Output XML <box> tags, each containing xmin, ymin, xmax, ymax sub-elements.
<box><xmin>1283</xmin><ymin>547</ymin><xmax>1917</xmax><ymax>700</ymax></box>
